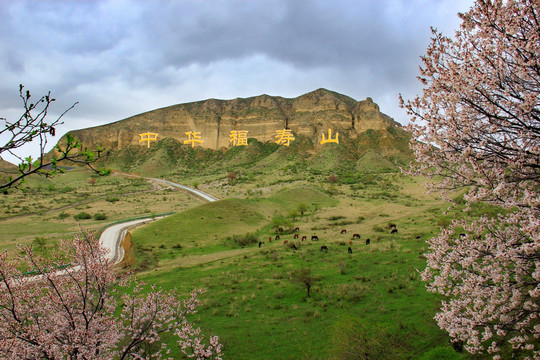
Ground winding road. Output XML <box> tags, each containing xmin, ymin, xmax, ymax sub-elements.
<box><xmin>99</xmin><ymin>174</ymin><xmax>218</xmax><ymax>265</ymax></box>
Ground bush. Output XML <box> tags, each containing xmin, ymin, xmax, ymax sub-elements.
<box><xmin>93</xmin><ymin>213</ymin><xmax>107</xmax><ymax>220</ymax></box>
<box><xmin>57</xmin><ymin>212</ymin><xmax>69</xmax><ymax>219</ymax></box>
<box><xmin>106</xmin><ymin>197</ymin><xmax>119</xmax><ymax>203</ymax></box>
<box><xmin>73</xmin><ymin>212</ymin><xmax>91</xmax><ymax>220</ymax></box>
<box><xmin>226</xmin><ymin>233</ymin><xmax>258</xmax><ymax>247</ymax></box>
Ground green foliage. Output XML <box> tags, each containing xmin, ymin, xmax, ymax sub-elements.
<box><xmin>270</xmin><ymin>216</ymin><xmax>293</xmax><ymax>233</ymax></box>
<box><xmin>226</xmin><ymin>233</ymin><xmax>258</xmax><ymax>247</ymax></box>
<box><xmin>331</xmin><ymin>318</ymin><xmax>388</xmax><ymax>360</ymax></box>
<box><xmin>106</xmin><ymin>197</ymin><xmax>119</xmax><ymax>203</ymax></box>
<box><xmin>93</xmin><ymin>213</ymin><xmax>107</xmax><ymax>220</ymax></box>
<box><xmin>296</xmin><ymin>203</ymin><xmax>308</xmax><ymax>216</ymax></box>
<box><xmin>290</xmin><ymin>268</ymin><xmax>318</xmax><ymax>297</ymax></box>
<box><xmin>57</xmin><ymin>212</ymin><xmax>69</xmax><ymax>219</ymax></box>
<box><xmin>73</xmin><ymin>212</ymin><xmax>91</xmax><ymax>220</ymax></box>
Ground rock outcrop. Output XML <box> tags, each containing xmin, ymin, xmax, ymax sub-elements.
<box><xmin>64</xmin><ymin>89</ymin><xmax>401</xmax><ymax>152</ymax></box>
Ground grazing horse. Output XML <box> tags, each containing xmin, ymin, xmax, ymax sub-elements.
<box><xmin>268</xmin><ymin>236</ymin><xmax>272</xmax><ymax>242</ymax></box>
<box><xmin>352</xmin><ymin>233</ymin><xmax>361</xmax><ymax>239</ymax></box>
<box><xmin>294</xmin><ymin>233</ymin><xmax>299</xmax><ymax>239</ymax></box>
<box><xmin>302</xmin><ymin>235</ymin><xmax>307</xmax><ymax>241</ymax></box>
<box><xmin>388</xmin><ymin>224</ymin><xmax>397</xmax><ymax>229</ymax></box>
<box><xmin>290</xmin><ymin>244</ymin><xmax>298</xmax><ymax>250</ymax></box>
<box><xmin>259</xmin><ymin>241</ymin><xmax>263</xmax><ymax>248</ymax></box>
<box><xmin>391</xmin><ymin>229</ymin><xmax>398</xmax><ymax>234</ymax></box>
<box><xmin>294</xmin><ymin>227</ymin><xmax>300</xmax><ymax>232</ymax></box>
<box><xmin>348</xmin><ymin>247</ymin><xmax>352</xmax><ymax>254</ymax></box>
<box><xmin>415</xmin><ymin>235</ymin><xmax>421</xmax><ymax>240</ymax></box>
<box><xmin>283</xmin><ymin>240</ymin><xmax>288</xmax><ymax>245</ymax></box>
<box><xmin>275</xmin><ymin>235</ymin><xmax>280</xmax><ymax>240</ymax></box>
<box><xmin>340</xmin><ymin>229</ymin><xmax>347</xmax><ymax>234</ymax></box>
<box><xmin>320</xmin><ymin>245</ymin><xmax>328</xmax><ymax>252</ymax></box>
<box><xmin>365</xmin><ymin>238</ymin><xmax>371</xmax><ymax>245</ymax></box>
<box><xmin>311</xmin><ymin>235</ymin><xmax>319</xmax><ymax>241</ymax></box>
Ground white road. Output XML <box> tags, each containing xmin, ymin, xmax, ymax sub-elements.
<box><xmin>99</xmin><ymin>175</ymin><xmax>218</xmax><ymax>265</ymax></box>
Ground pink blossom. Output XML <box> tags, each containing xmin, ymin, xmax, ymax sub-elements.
<box><xmin>401</xmin><ymin>0</ymin><xmax>540</xmax><ymax>358</ymax></box>
<box><xmin>0</xmin><ymin>231</ymin><xmax>222</xmax><ymax>359</ymax></box>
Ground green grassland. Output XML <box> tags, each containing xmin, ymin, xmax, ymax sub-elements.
<box><xmin>0</xmin><ymin>134</ymin><xmax>491</xmax><ymax>359</ymax></box>
<box><xmin>128</xmin><ymin>173</ymin><xmax>474</xmax><ymax>359</ymax></box>
<box><xmin>0</xmin><ymin>169</ymin><xmax>202</xmax><ymax>253</ymax></box>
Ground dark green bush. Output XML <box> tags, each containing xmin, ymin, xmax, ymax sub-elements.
<box><xmin>93</xmin><ymin>213</ymin><xmax>107</xmax><ymax>220</ymax></box>
<box><xmin>73</xmin><ymin>212</ymin><xmax>91</xmax><ymax>220</ymax></box>
<box><xmin>227</xmin><ymin>233</ymin><xmax>258</xmax><ymax>247</ymax></box>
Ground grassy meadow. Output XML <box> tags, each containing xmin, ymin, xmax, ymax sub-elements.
<box><xmin>0</xmin><ymin>154</ymin><xmax>488</xmax><ymax>359</ymax></box>
<box><xmin>126</xmin><ymin>171</ymin><xmax>475</xmax><ymax>359</ymax></box>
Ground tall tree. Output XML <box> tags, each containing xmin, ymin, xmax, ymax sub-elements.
<box><xmin>1</xmin><ymin>85</ymin><xmax>107</xmax><ymax>192</ymax></box>
<box><xmin>401</xmin><ymin>0</ymin><xmax>540</xmax><ymax>358</ymax></box>
<box><xmin>0</xmin><ymin>231</ymin><xmax>222</xmax><ymax>359</ymax></box>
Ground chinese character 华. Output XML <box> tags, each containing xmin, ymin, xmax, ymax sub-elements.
<box><xmin>184</xmin><ymin>131</ymin><xmax>204</xmax><ymax>148</ymax></box>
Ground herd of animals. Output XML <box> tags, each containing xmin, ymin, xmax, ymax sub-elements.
<box><xmin>257</xmin><ymin>224</ymin><xmax>420</xmax><ymax>253</ymax></box>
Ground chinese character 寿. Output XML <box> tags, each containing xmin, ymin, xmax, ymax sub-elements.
<box><xmin>320</xmin><ymin>129</ymin><xmax>339</xmax><ymax>145</ymax></box>
<box><xmin>184</xmin><ymin>131</ymin><xmax>203</xmax><ymax>148</ymax></box>
<box><xmin>275</xmin><ymin>129</ymin><xmax>295</xmax><ymax>146</ymax></box>
<box><xmin>139</xmin><ymin>132</ymin><xmax>158</xmax><ymax>148</ymax></box>
<box><xmin>229</xmin><ymin>130</ymin><xmax>249</xmax><ymax>146</ymax></box>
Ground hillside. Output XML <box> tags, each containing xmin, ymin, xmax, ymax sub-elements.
<box><xmin>0</xmin><ymin>157</ymin><xmax>17</xmax><ymax>172</ymax></box>
<box><xmin>53</xmin><ymin>89</ymin><xmax>412</xmax><ymax>176</ymax></box>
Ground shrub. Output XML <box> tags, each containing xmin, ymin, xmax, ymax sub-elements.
<box><xmin>106</xmin><ymin>197</ymin><xmax>119</xmax><ymax>203</ymax></box>
<box><xmin>58</xmin><ymin>212</ymin><xmax>69</xmax><ymax>219</ymax></box>
<box><xmin>226</xmin><ymin>233</ymin><xmax>258</xmax><ymax>247</ymax></box>
<box><xmin>93</xmin><ymin>213</ymin><xmax>107</xmax><ymax>221</ymax></box>
<box><xmin>73</xmin><ymin>212</ymin><xmax>91</xmax><ymax>220</ymax></box>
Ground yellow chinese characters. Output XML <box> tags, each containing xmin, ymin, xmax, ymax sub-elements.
<box><xmin>183</xmin><ymin>131</ymin><xmax>203</xmax><ymax>148</ymax></box>
<box><xmin>320</xmin><ymin>129</ymin><xmax>339</xmax><ymax>145</ymax></box>
<box><xmin>229</xmin><ymin>130</ymin><xmax>249</xmax><ymax>146</ymax></box>
<box><xmin>139</xmin><ymin>132</ymin><xmax>158</xmax><ymax>148</ymax></box>
<box><xmin>275</xmin><ymin>129</ymin><xmax>295</xmax><ymax>146</ymax></box>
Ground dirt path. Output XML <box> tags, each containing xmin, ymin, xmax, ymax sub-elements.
<box><xmin>99</xmin><ymin>173</ymin><xmax>218</xmax><ymax>265</ymax></box>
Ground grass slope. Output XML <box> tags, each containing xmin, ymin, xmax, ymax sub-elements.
<box><xmin>130</xmin><ymin>178</ymin><xmax>470</xmax><ymax>359</ymax></box>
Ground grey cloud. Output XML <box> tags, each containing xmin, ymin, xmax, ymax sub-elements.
<box><xmin>0</xmin><ymin>0</ymin><xmax>474</xmax><ymax>137</ymax></box>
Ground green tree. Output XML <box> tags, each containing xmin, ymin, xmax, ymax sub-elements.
<box><xmin>1</xmin><ymin>85</ymin><xmax>108</xmax><ymax>193</ymax></box>
<box><xmin>296</xmin><ymin>203</ymin><xmax>308</xmax><ymax>216</ymax></box>
<box><xmin>270</xmin><ymin>216</ymin><xmax>292</xmax><ymax>233</ymax></box>
<box><xmin>32</xmin><ymin>236</ymin><xmax>47</xmax><ymax>254</ymax></box>
<box><xmin>290</xmin><ymin>268</ymin><xmax>318</xmax><ymax>298</ymax></box>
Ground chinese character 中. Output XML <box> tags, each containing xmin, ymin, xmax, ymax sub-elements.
<box><xmin>275</xmin><ymin>129</ymin><xmax>295</xmax><ymax>146</ymax></box>
<box><xmin>229</xmin><ymin>130</ymin><xmax>249</xmax><ymax>146</ymax></box>
<box><xmin>139</xmin><ymin>132</ymin><xmax>158</xmax><ymax>148</ymax></box>
<box><xmin>183</xmin><ymin>131</ymin><xmax>204</xmax><ymax>148</ymax></box>
<box><xmin>320</xmin><ymin>129</ymin><xmax>339</xmax><ymax>145</ymax></box>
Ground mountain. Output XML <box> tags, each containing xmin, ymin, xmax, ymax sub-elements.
<box><xmin>54</xmin><ymin>89</ymin><xmax>411</xmax><ymax>175</ymax></box>
<box><xmin>0</xmin><ymin>157</ymin><xmax>17</xmax><ymax>173</ymax></box>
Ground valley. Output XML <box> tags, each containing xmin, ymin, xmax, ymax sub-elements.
<box><xmin>0</xmin><ymin>90</ymin><xmax>483</xmax><ymax>359</ymax></box>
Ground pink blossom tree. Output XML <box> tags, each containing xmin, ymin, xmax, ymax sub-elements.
<box><xmin>401</xmin><ymin>0</ymin><xmax>540</xmax><ymax>358</ymax></box>
<box><xmin>0</xmin><ymin>231</ymin><xmax>222</xmax><ymax>359</ymax></box>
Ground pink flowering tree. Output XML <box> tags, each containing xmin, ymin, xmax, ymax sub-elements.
<box><xmin>401</xmin><ymin>0</ymin><xmax>540</xmax><ymax>358</ymax></box>
<box><xmin>0</xmin><ymin>231</ymin><xmax>222</xmax><ymax>359</ymax></box>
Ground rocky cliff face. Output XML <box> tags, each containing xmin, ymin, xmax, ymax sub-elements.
<box><xmin>64</xmin><ymin>88</ymin><xmax>401</xmax><ymax>152</ymax></box>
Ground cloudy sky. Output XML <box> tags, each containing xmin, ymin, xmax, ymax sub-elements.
<box><xmin>0</xmin><ymin>0</ymin><xmax>474</xmax><ymax>163</ymax></box>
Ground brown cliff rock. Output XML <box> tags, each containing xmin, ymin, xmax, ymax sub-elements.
<box><xmin>61</xmin><ymin>89</ymin><xmax>401</xmax><ymax>152</ymax></box>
